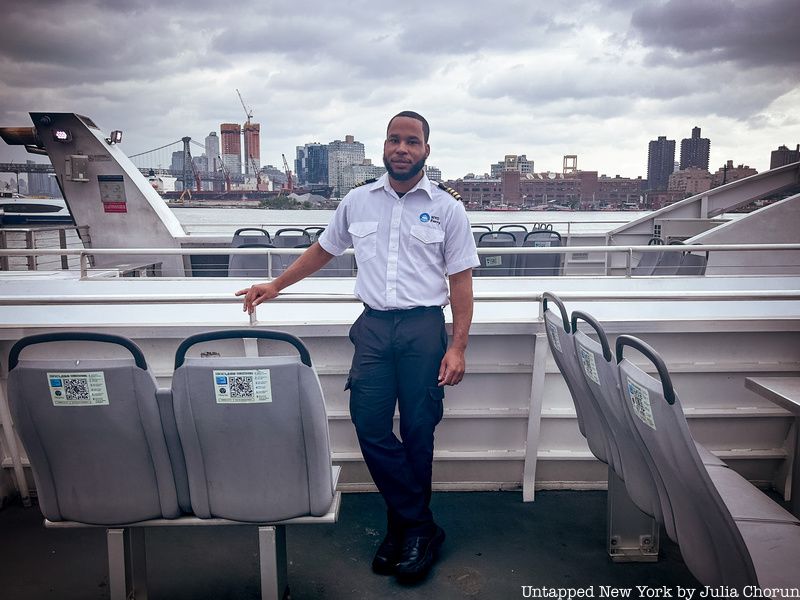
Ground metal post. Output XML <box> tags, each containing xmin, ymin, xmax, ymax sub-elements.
<box><xmin>523</xmin><ymin>333</ymin><xmax>548</xmax><ymax>501</ymax></box>
<box><xmin>0</xmin><ymin>230</ymin><xmax>8</xmax><ymax>271</ymax></box>
<box><xmin>80</xmin><ymin>253</ymin><xmax>89</xmax><ymax>279</ymax></box>
<box><xmin>626</xmin><ymin>248</ymin><xmax>632</xmax><ymax>277</ymax></box>
<box><xmin>25</xmin><ymin>231</ymin><xmax>36</xmax><ymax>270</ymax></box>
<box><xmin>258</xmin><ymin>525</ymin><xmax>288</xmax><ymax>600</ymax></box>
<box><xmin>59</xmin><ymin>228</ymin><xmax>69</xmax><ymax>270</ymax></box>
<box><xmin>0</xmin><ymin>380</ymin><xmax>32</xmax><ymax>506</ymax></box>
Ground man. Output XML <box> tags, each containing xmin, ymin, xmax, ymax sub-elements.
<box><xmin>236</xmin><ymin>111</ymin><xmax>478</xmax><ymax>583</ymax></box>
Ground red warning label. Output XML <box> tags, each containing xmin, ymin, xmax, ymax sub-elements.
<box><xmin>103</xmin><ymin>202</ymin><xmax>127</xmax><ymax>213</ymax></box>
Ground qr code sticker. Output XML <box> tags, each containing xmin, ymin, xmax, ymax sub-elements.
<box><xmin>64</xmin><ymin>378</ymin><xmax>90</xmax><ymax>402</ymax></box>
<box><xmin>48</xmin><ymin>372</ymin><xmax>109</xmax><ymax>406</ymax></box>
<box><xmin>230</xmin><ymin>376</ymin><xmax>255</xmax><ymax>399</ymax></box>
<box><xmin>214</xmin><ymin>369</ymin><xmax>272</xmax><ymax>404</ymax></box>
<box><xmin>578</xmin><ymin>346</ymin><xmax>600</xmax><ymax>385</ymax></box>
<box><xmin>627</xmin><ymin>377</ymin><xmax>656</xmax><ymax>430</ymax></box>
<box><xmin>546</xmin><ymin>320</ymin><xmax>562</xmax><ymax>352</ymax></box>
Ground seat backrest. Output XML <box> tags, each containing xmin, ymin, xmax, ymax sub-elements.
<box><xmin>632</xmin><ymin>239</ymin><xmax>664</xmax><ymax>275</ymax></box>
<box><xmin>677</xmin><ymin>252</ymin><xmax>707</xmax><ymax>275</ymax></box>
<box><xmin>272</xmin><ymin>242</ymin><xmax>310</xmax><ymax>277</ymax></box>
<box><xmin>616</xmin><ymin>335</ymin><xmax>756</xmax><ymax>587</ymax></box>
<box><xmin>541</xmin><ymin>294</ymin><xmax>612</xmax><ymax>464</ymax></box>
<box><xmin>304</xmin><ymin>226</ymin><xmax>325</xmax><ymax>242</ymax></box>
<box><xmin>498</xmin><ymin>224</ymin><xmax>527</xmax><ymax>246</ymax></box>
<box><xmin>311</xmin><ymin>251</ymin><xmax>354</xmax><ymax>277</ymax></box>
<box><xmin>651</xmin><ymin>242</ymin><xmax>684</xmax><ymax>275</ymax></box>
<box><xmin>518</xmin><ymin>230</ymin><xmax>562</xmax><ymax>276</ymax></box>
<box><xmin>171</xmin><ymin>330</ymin><xmax>334</xmax><ymax>522</ymax></box>
<box><xmin>7</xmin><ymin>333</ymin><xmax>182</xmax><ymax>524</ymax></box>
<box><xmin>273</xmin><ymin>228</ymin><xmax>312</xmax><ymax>248</ymax></box>
<box><xmin>571</xmin><ymin>313</ymin><xmax>668</xmax><ymax>531</ymax></box>
<box><xmin>231</xmin><ymin>227</ymin><xmax>271</xmax><ymax>247</ymax></box>
<box><xmin>228</xmin><ymin>242</ymin><xmax>275</xmax><ymax>278</ymax></box>
<box><xmin>471</xmin><ymin>225</ymin><xmax>492</xmax><ymax>246</ymax></box>
<box><xmin>475</xmin><ymin>231</ymin><xmax>516</xmax><ymax>277</ymax></box>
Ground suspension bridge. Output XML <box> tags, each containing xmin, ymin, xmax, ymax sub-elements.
<box><xmin>0</xmin><ymin>137</ymin><xmax>248</xmax><ymax>192</ymax></box>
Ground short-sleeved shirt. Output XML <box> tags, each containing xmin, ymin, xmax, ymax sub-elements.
<box><xmin>318</xmin><ymin>173</ymin><xmax>479</xmax><ymax>310</ymax></box>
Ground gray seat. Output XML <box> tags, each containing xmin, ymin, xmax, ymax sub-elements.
<box><xmin>542</xmin><ymin>294</ymin><xmax>614</xmax><ymax>465</ymax></box>
<box><xmin>171</xmin><ymin>330</ymin><xmax>334</xmax><ymax>522</ymax></box>
<box><xmin>273</xmin><ymin>228</ymin><xmax>312</xmax><ymax>248</ymax></box>
<box><xmin>571</xmin><ymin>312</ymin><xmax>674</xmax><ymax>534</ymax></box>
<box><xmin>304</xmin><ymin>226</ymin><xmax>325</xmax><ymax>242</ymax></box>
<box><xmin>517</xmin><ymin>230</ymin><xmax>562</xmax><ymax>276</ymax></box>
<box><xmin>228</xmin><ymin>242</ymin><xmax>276</xmax><ymax>278</ymax></box>
<box><xmin>7</xmin><ymin>333</ymin><xmax>183</xmax><ymax>524</ymax></box>
<box><xmin>312</xmin><ymin>251</ymin><xmax>354</xmax><ymax>277</ymax></box>
<box><xmin>498</xmin><ymin>224</ymin><xmax>527</xmax><ymax>246</ymax></box>
<box><xmin>572</xmin><ymin>311</ymin><xmax>727</xmax><ymax>542</ymax></box>
<box><xmin>631</xmin><ymin>238</ymin><xmax>664</xmax><ymax>276</ymax></box>
<box><xmin>231</xmin><ymin>227</ymin><xmax>271</xmax><ymax>247</ymax></box>
<box><xmin>475</xmin><ymin>231</ymin><xmax>516</xmax><ymax>277</ymax></box>
<box><xmin>651</xmin><ymin>242</ymin><xmax>685</xmax><ymax>276</ymax></box>
<box><xmin>677</xmin><ymin>252</ymin><xmax>707</xmax><ymax>275</ymax></box>
<box><xmin>617</xmin><ymin>335</ymin><xmax>800</xmax><ymax>588</ymax></box>
<box><xmin>471</xmin><ymin>225</ymin><xmax>492</xmax><ymax>246</ymax></box>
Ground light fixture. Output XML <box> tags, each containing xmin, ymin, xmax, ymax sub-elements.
<box><xmin>106</xmin><ymin>130</ymin><xmax>123</xmax><ymax>145</ymax></box>
<box><xmin>52</xmin><ymin>128</ymin><xmax>73</xmax><ymax>143</ymax></box>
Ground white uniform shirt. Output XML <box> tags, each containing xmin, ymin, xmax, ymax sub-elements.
<box><xmin>318</xmin><ymin>173</ymin><xmax>479</xmax><ymax>310</ymax></box>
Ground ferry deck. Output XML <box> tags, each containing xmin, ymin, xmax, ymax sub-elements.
<box><xmin>1</xmin><ymin>113</ymin><xmax>800</xmax><ymax>598</ymax></box>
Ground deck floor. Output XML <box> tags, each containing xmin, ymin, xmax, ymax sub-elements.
<box><xmin>0</xmin><ymin>490</ymin><xmax>701</xmax><ymax>599</ymax></box>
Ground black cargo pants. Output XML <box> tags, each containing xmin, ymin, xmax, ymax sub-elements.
<box><xmin>346</xmin><ymin>305</ymin><xmax>446</xmax><ymax>537</ymax></box>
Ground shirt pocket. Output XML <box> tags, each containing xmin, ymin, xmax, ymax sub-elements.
<box><xmin>348</xmin><ymin>221</ymin><xmax>379</xmax><ymax>263</ymax></box>
<box><xmin>409</xmin><ymin>225</ymin><xmax>445</xmax><ymax>265</ymax></box>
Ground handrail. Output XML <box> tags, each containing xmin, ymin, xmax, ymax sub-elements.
<box><xmin>1</xmin><ymin>242</ymin><xmax>799</xmax><ymax>258</ymax></box>
<box><xmin>1</xmin><ymin>290</ymin><xmax>797</xmax><ymax>306</ymax></box>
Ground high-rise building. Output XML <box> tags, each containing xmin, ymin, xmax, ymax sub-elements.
<box><xmin>770</xmin><ymin>144</ymin><xmax>800</xmax><ymax>169</ymax></box>
<box><xmin>243</xmin><ymin>122</ymin><xmax>260</xmax><ymax>175</ymax></box>
<box><xmin>328</xmin><ymin>135</ymin><xmax>365</xmax><ymax>197</ymax></box>
<box><xmin>712</xmin><ymin>160</ymin><xmax>757</xmax><ymax>187</ymax></box>
<box><xmin>425</xmin><ymin>165</ymin><xmax>442</xmax><ymax>182</ymax></box>
<box><xmin>345</xmin><ymin>159</ymin><xmax>386</xmax><ymax>190</ymax></box>
<box><xmin>680</xmin><ymin>126</ymin><xmax>711</xmax><ymax>171</ymax></box>
<box><xmin>490</xmin><ymin>154</ymin><xmax>533</xmax><ymax>178</ymax></box>
<box><xmin>296</xmin><ymin>143</ymin><xmax>329</xmax><ymax>185</ymax></box>
<box><xmin>204</xmin><ymin>132</ymin><xmax>220</xmax><ymax>173</ymax></box>
<box><xmin>668</xmin><ymin>167</ymin><xmax>712</xmax><ymax>196</ymax></box>
<box><xmin>647</xmin><ymin>136</ymin><xmax>676</xmax><ymax>191</ymax></box>
<box><xmin>220</xmin><ymin>123</ymin><xmax>242</xmax><ymax>175</ymax></box>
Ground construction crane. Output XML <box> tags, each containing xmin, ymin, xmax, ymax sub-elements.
<box><xmin>235</xmin><ymin>89</ymin><xmax>261</xmax><ymax>187</ymax></box>
<box><xmin>217</xmin><ymin>154</ymin><xmax>232</xmax><ymax>192</ymax></box>
<box><xmin>236</xmin><ymin>88</ymin><xmax>252</xmax><ymax>125</ymax></box>
<box><xmin>282</xmin><ymin>153</ymin><xmax>294</xmax><ymax>193</ymax></box>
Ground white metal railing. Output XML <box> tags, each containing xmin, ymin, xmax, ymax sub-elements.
<box><xmin>0</xmin><ymin>290</ymin><xmax>798</xmax><ymax>327</ymax></box>
<box><xmin>2</xmin><ymin>243</ymin><xmax>800</xmax><ymax>277</ymax></box>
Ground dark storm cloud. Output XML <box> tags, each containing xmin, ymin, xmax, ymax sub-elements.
<box><xmin>631</xmin><ymin>0</ymin><xmax>800</xmax><ymax>69</ymax></box>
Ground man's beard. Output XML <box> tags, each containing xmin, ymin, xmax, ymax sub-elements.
<box><xmin>383</xmin><ymin>155</ymin><xmax>427</xmax><ymax>182</ymax></box>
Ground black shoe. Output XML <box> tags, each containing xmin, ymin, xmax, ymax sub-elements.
<box><xmin>372</xmin><ymin>532</ymin><xmax>403</xmax><ymax>575</ymax></box>
<box><xmin>394</xmin><ymin>526</ymin><xmax>445</xmax><ymax>583</ymax></box>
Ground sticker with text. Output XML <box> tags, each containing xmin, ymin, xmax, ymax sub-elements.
<box><xmin>627</xmin><ymin>377</ymin><xmax>656</xmax><ymax>430</ymax></box>
<box><xmin>48</xmin><ymin>372</ymin><xmax>109</xmax><ymax>406</ymax></box>
<box><xmin>578</xmin><ymin>345</ymin><xmax>600</xmax><ymax>385</ymax></box>
<box><xmin>213</xmin><ymin>369</ymin><xmax>272</xmax><ymax>404</ymax></box>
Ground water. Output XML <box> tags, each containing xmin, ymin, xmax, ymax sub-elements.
<box><xmin>173</xmin><ymin>207</ymin><xmax>650</xmax><ymax>236</ymax></box>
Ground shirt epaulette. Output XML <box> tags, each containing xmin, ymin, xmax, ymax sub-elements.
<box><xmin>435</xmin><ymin>181</ymin><xmax>462</xmax><ymax>201</ymax></box>
<box><xmin>353</xmin><ymin>178</ymin><xmax>378</xmax><ymax>188</ymax></box>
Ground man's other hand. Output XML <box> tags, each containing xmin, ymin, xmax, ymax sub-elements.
<box><xmin>438</xmin><ymin>348</ymin><xmax>466</xmax><ymax>386</ymax></box>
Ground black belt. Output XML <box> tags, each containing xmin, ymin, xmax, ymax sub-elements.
<box><xmin>362</xmin><ymin>304</ymin><xmax>442</xmax><ymax>318</ymax></box>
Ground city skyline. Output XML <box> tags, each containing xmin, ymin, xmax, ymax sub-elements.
<box><xmin>0</xmin><ymin>0</ymin><xmax>798</xmax><ymax>179</ymax></box>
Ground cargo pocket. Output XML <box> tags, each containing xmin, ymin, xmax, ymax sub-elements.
<box><xmin>348</xmin><ymin>221</ymin><xmax>378</xmax><ymax>264</ymax></box>
<box><xmin>427</xmin><ymin>385</ymin><xmax>445</xmax><ymax>426</ymax></box>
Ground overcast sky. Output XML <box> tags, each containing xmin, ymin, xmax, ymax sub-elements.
<box><xmin>1</xmin><ymin>0</ymin><xmax>798</xmax><ymax>181</ymax></box>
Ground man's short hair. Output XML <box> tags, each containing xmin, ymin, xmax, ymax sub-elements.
<box><xmin>388</xmin><ymin>111</ymin><xmax>430</xmax><ymax>143</ymax></box>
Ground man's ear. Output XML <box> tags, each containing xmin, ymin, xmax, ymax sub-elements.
<box><xmin>425</xmin><ymin>144</ymin><xmax>431</xmax><ymax>159</ymax></box>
